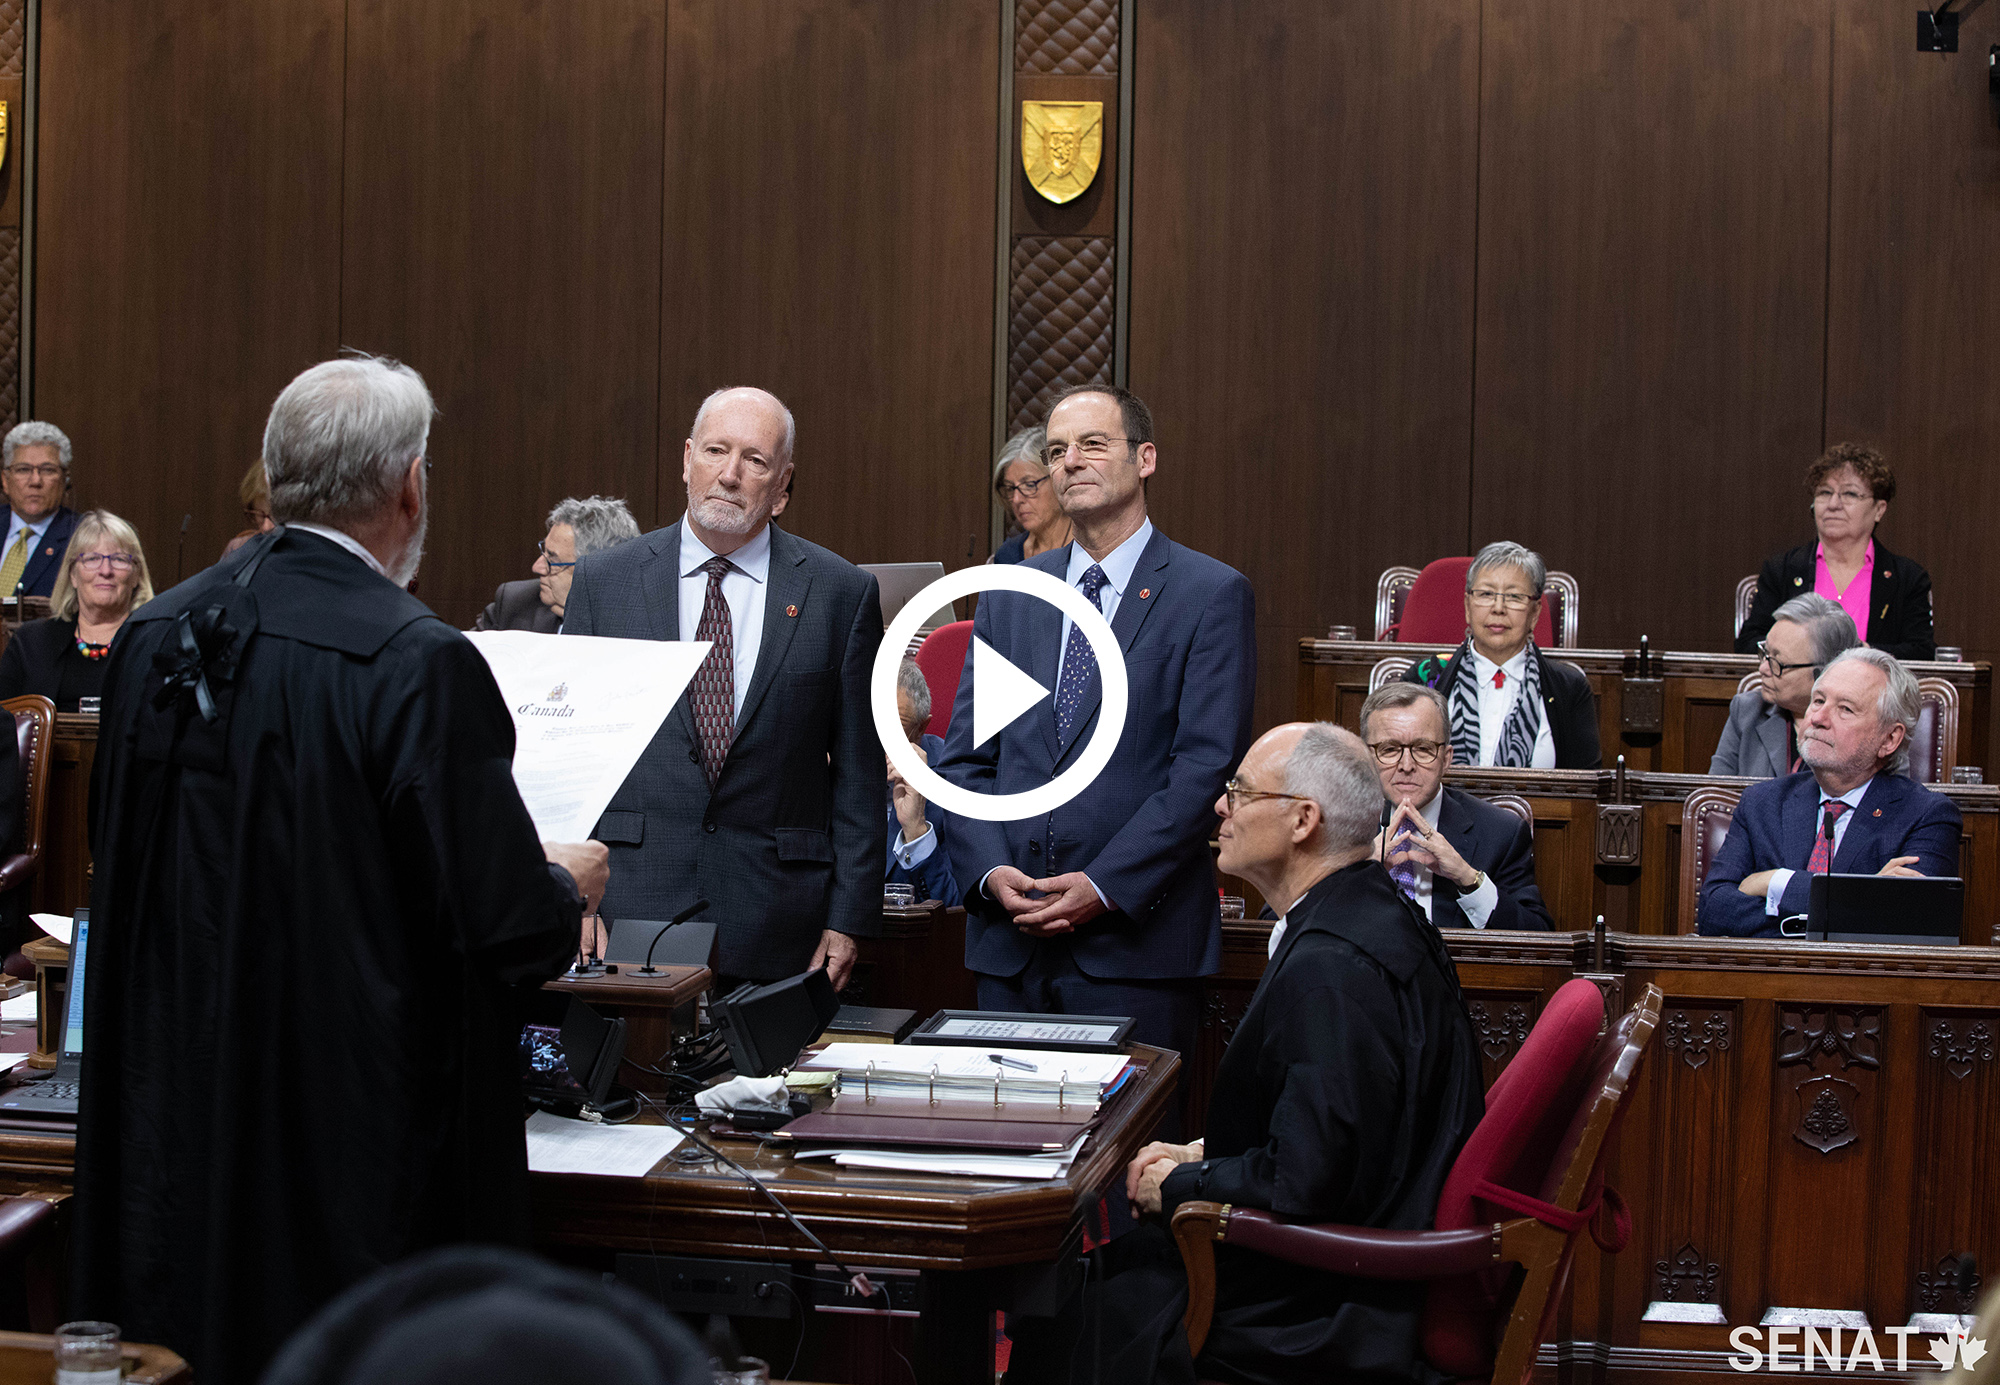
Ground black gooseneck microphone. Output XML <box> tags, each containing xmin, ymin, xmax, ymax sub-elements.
<box><xmin>636</xmin><ymin>897</ymin><xmax>710</xmax><ymax>976</ymax></box>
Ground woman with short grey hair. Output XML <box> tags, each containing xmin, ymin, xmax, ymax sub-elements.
<box><xmin>1400</xmin><ymin>541</ymin><xmax>1600</xmax><ymax>769</ymax></box>
<box><xmin>1711</xmin><ymin>593</ymin><xmax>1858</xmax><ymax>778</ymax></box>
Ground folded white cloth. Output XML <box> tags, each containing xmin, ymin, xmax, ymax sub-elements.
<box><xmin>694</xmin><ymin>1075</ymin><xmax>791</xmax><ymax>1116</ymax></box>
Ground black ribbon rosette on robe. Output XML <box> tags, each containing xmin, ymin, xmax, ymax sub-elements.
<box><xmin>136</xmin><ymin>532</ymin><xmax>274</xmax><ymax>772</ymax></box>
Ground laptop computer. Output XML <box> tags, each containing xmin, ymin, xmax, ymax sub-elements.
<box><xmin>1802</xmin><ymin>873</ymin><xmax>1963</xmax><ymax>946</ymax></box>
<box><xmin>0</xmin><ymin>909</ymin><xmax>89</xmax><ymax>1117</ymax></box>
<box><xmin>859</xmin><ymin>562</ymin><xmax>956</xmax><ymax>634</ymax></box>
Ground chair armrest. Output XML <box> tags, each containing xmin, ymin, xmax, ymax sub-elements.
<box><xmin>0</xmin><ymin>851</ymin><xmax>39</xmax><ymax>894</ymax></box>
<box><xmin>1170</xmin><ymin>1201</ymin><xmax>1225</xmax><ymax>1359</ymax></box>
<box><xmin>0</xmin><ymin>1197</ymin><xmax>55</xmax><ymax>1261</ymax></box>
<box><xmin>1224</xmin><ymin>1211</ymin><xmax>1503</xmax><ymax>1279</ymax></box>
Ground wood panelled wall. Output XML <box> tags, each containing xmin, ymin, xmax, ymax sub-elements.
<box><xmin>30</xmin><ymin>0</ymin><xmax>997</xmax><ymax>623</ymax></box>
<box><xmin>23</xmin><ymin>0</ymin><xmax>2000</xmax><ymax>746</ymax></box>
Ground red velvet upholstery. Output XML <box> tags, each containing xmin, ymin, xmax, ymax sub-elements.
<box><xmin>1421</xmin><ymin>978</ymin><xmax>1608</xmax><ymax>1377</ymax></box>
<box><xmin>913</xmin><ymin>620</ymin><xmax>973</xmax><ymax>739</ymax></box>
<box><xmin>1390</xmin><ymin>557</ymin><xmax>1556</xmax><ymax>648</ymax></box>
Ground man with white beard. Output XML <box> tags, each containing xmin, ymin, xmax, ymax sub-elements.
<box><xmin>561</xmin><ymin>387</ymin><xmax>884</xmax><ymax>989</ymax></box>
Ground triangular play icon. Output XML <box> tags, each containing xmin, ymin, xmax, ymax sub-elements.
<box><xmin>971</xmin><ymin>635</ymin><xmax>1051</xmax><ymax>749</ymax></box>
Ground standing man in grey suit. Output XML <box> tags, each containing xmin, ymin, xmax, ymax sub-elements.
<box><xmin>561</xmin><ymin>388</ymin><xmax>884</xmax><ymax>988</ymax></box>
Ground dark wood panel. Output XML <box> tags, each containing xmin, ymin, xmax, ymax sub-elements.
<box><xmin>1128</xmin><ymin>0</ymin><xmax>1481</xmax><ymax>737</ymax></box>
<box><xmin>659</xmin><ymin>0</ymin><xmax>996</xmax><ymax>573</ymax></box>
<box><xmin>34</xmin><ymin>0</ymin><xmax>346</xmax><ymax>579</ymax></box>
<box><xmin>1825</xmin><ymin>0</ymin><xmax>2000</xmax><ymax>804</ymax></box>
<box><xmin>1471</xmin><ymin>0</ymin><xmax>1831</xmax><ymax>659</ymax></box>
<box><xmin>340</xmin><ymin>0</ymin><xmax>666</xmax><ymax>628</ymax></box>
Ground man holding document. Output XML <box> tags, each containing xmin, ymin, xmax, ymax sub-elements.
<box><xmin>561</xmin><ymin>387</ymin><xmax>883</xmax><ymax>989</ymax></box>
<box><xmin>72</xmin><ymin>356</ymin><xmax>609</xmax><ymax>1385</ymax></box>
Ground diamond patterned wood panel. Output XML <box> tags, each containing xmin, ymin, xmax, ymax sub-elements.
<box><xmin>1009</xmin><ymin>236</ymin><xmax>1114</xmax><ymax>432</ymax></box>
<box><xmin>0</xmin><ymin>1</ymin><xmax>22</xmax><ymax>77</ymax></box>
<box><xmin>0</xmin><ymin>229</ymin><xmax>19</xmax><ymax>429</ymax></box>
<box><xmin>1016</xmin><ymin>0</ymin><xmax>1117</xmax><ymax>75</ymax></box>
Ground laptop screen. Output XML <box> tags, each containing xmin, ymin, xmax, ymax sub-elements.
<box><xmin>62</xmin><ymin>911</ymin><xmax>87</xmax><ymax>1058</ymax></box>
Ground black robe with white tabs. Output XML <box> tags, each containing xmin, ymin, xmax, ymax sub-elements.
<box><xmin>1019</xmin><ymin>859</ymin><xmax>1483</xmax><ymax>1385</ymax></box>
<box><xmin>71</xmin><ymin>529</ymin><xmax>581</xmax><ymax>1385</ymax></box>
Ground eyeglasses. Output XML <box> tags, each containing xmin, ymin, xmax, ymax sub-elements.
<box><xmin>1367</xmin><ymin>739</ymin><xmax>1445</xmax><ymax>767</ymax></box>
<box><xmin>1222</xmin><ymin>778</ymin><xmax>1314</xmax><ymax>814</ymax></box>
<box><xmin>997</xmin><ymin>475</ymin><xmax>1049</xmax><ymax>500</ymax></box>
<box><xmin>243</xmin><ymin>506</ymin><xmax>272</xmax><ymax>526</ymax></box>
<box><xmin>1467</xmin><ymin>589</ymin><xmax>1536</xmax><ymax>611</ymax></box>
<box><xmin>1812</xmin><ymin>487</ymin><xmax>1872</xmax><ymax>507</ymax></box>
<box><xmin>1756</xmin><ymin>643</ymin><xmax>1816</xmax><ymax>675</ymax></box>
<box><xmin>536</xmin><ymin>541</ymin><xmax>575</xmax><ymax>572</ymax></box>
<box><xmin>5</xmin><ymin>464</ymin><xmax>61</xmax><ymax>481</ymax></box>
<box><xmin>74</xmin><ymin>552</ymin><xmax>137</xmax><ymax>573</ymax></box>
<box><xmin>1042</xmin><ymin>436</ymin><xmax>1132</xmax><ymax>467</ymax></box>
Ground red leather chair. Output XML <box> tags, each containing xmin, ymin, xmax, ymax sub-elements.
<box><xmin>913</xmin><ymin>620</ymin><xmax>972</xmax><ymax>739</ymax></box>
<box><xmin>1382</xmin><ymin>558</ymin><xmax>1560</xmax><ymax>647</ymax></box>
<box><xmin>1172</xmin><ymin>979</ymin><xmax>1663</xmax><ymax>1385</ymax></box>
<box><xmin>1677</xmin><ymin>786</ymin><xmax>1742</xmax><ymax>934</ymax></box>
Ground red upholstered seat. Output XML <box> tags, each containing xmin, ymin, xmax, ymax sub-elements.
<box><xmin>1422</xmin><ymin>977</ymin><xmax>1609</xmax><ymax>1376</ymax></box>
<box><xmin>1389</xmin><ymin>557</ymin><xmax>1557</xmax><ymax>648</ymax></box>
<box><xmin>913</xmin><ymin>620</ymin><xmax>972</xmax><ymax>738</ymax></box>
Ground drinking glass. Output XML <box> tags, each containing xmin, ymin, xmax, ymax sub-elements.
<box><xmin>1219</xmin><ymin>896</ymin><xmax>1246</xmax><ymax>921</ymax></box>
<box><xmin>712</xmin><ymin>1359</ymin><xmax>771</xmax><ymax>1384</ymax></box>
<box><xmin>882</xmin><ymin>883</ymin><xmax>916</xmax><ymax>909</ymax></box>
<box><xmin>54</xmin><ymin>1321</ymin><xmax>122</xmax><ymax>1385</ymax></box>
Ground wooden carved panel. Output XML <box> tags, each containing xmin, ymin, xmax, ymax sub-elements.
<box><xmin>1777</xmin><ymin>1006</ymin><xmax>1881</xmax><ymax>1072</ymax></box>
<box><xmin>1464</xmin><ymin>989</ymin><xmax>1540</xmax><ymax>1087</ymax></box>
<box><xmin>1914</xmin><ymin>1252</ymin><xmax>1982</xmax><ymax>1316</ymax></box>
<box><xmin>1637</xmin><ymin>1002</ymin><xmax>1738</xmax><ymax>1319</ymax></box>
<box><xmin>1926</xmin><ymin>1016</ymin><xmax>1994</xmax><ymax>1080</ymax></box>
<box><xmin>1907</xmin><ymin>1009</ymin><xmax>1999</xmax><ymax>1322</ymax></box>
<box><xmin>1653</xmin><ymin>1240</ymin><xmax>1722</xmax><ymax>1304</ymax></box>
<box><xmin>1016</xmin><ymin>0</ymin><xmax>1118</xmax><ymax>75</ymax></box>
<box><xmin>1660</xmin><ymin>1005</ymin><xmax>1732</xmax><ymax>1071</ymax></box>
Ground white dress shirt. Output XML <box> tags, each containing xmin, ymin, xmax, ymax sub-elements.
<box><xmin>1765</xmin><ymin>778</ymin><xmax>1872</xmax><ymax>917</ymax></box>
<box><xmin>1398</xmin><ymin>788</ymin><xmax>1501</xmax><ymax>927</ymax></box>
<box><xmin>1266</xmin><ymin>891</ymin><xmax>1311</xmax><ymax>958</ymax></box>
<box><xmin>288</xmin><ymin>523</ymin><xmax>389</xmax><ymax>579</ymax></box>
<box><xmin>890</xmin><ymin>818</ymin><xmax>937</xmax><ymax>868</ymax></box>
<box><xmin>677</xmin><ymin>518</ymin><xmax>772</xmax><ymax>724</ymax></box>
<box><xmin>1469</xmin><ymin>647</ymin><xmax>1556</xmax><ymax>769</ymax></box>
<box><xmin>1057</xmin><ymin>518</ymin><xmax>1154</xmax><ymax>659</ymax></box>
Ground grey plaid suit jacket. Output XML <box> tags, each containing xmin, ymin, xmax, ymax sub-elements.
<box><xmin>562</xmin><ymin>521</ymin><xmax>885</xmax><ymax>979</ymax></box>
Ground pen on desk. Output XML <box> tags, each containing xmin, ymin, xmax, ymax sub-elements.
<box><xmin>988</xmin><ymin>1054</ymin><xmax>1037</xmax><ymax>1072</ymax></box>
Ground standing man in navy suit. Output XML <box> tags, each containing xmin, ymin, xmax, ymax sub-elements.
<box><xmin>1699</xmin><ymin>647</ymin><xmax>1961</xmax><ymax>937</ymax></box>
<box><xmin>0</xmin><ymin>422</ymin><xmax>81</xmax><ymax>599</ymax></box>
<box><xmin>938</xmin><ymin>384</ymin><xmax>1256</xmax><ymax>1066</ymax></box>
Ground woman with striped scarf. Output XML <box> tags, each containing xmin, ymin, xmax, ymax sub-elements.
<box><xmin>1402</xmin><ymin>541</ymin><xmax>1602</xmax><ymax>770</ymax></box>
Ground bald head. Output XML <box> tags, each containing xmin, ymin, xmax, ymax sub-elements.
<box><xmin>682</xmin><ymin>387</ymin><xmax>795</xmax><ymax>554</ymax></box>
<box><xmin>1217</xmin><ymin>722</ymin><xmax>1383</xmax><ymax>899</ymax></box>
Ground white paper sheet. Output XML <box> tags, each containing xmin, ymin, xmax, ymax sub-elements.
<box><xmin>0</xmin><ymin>994</ymin><xmax>34</xmax><ymax>1022</ymax></box>
<box><xmin>464</xmin><ymin>632</ymin><xmax>711</xmax><ymax>841</ymax></box>
<box><xmin>524</xmin><ymin>1110</ymin><xmax>686</xmax><ymax>1177</ymax></box>
<box><xmin>29</xmin><ymin>913</ymin><xmax>72</xmax><ymax>945</ymax></box>
<box><xmin>792</xmin><ymin>1134</ymin><xmax>1088</xmax><ymax>1180</ymax></box>
<box><xmin>0</xmin><ymin>1053</ymin><xmax>26</xmax><ymax>1073</ymax></box>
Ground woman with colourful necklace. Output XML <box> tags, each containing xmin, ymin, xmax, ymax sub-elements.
<box><xmin>0</xmin><ymin>509</ymin><xmax>153</xmax><ymax>711</ymax></box>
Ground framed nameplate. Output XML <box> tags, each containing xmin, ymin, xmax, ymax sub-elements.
<box><xmin>910</xmin><ymin>1010</ymin><xmax>1133</xmax><ymax>1053</ymax></box>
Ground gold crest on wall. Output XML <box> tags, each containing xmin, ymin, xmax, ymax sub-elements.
<box><xmin>1021</xmin><ymin>100</ymin><xmax>1102</xmax><ymax>204</ymax></box>
<box><xmin>0</xmin><ymin>102</ymin><xmax>9</xmax><ymax>172</ymax></box>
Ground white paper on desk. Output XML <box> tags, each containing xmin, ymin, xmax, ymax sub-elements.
<box><xmin>464</xmin><ymin>632</ymin><xmax>711</xmax><ymax>841</ymax></box>
<box><xmin>29</xmin><ymin>913</ymin><xmax>72</xmax><ymax>945</ymax></box>
<box><xmin>524</xmin><ymin>1110</ymin><xmax>685</xmax><ymax>1177</ymax></box>
<box><xmin>0</xmin><ymin>994</ymin><xmax>33</xmax><ymax>1023</ymax></box>
<box><xmin>794</xmin><ymin>1134</ymin><xmax>1089</xmax><ymax>1181</ymax></box>
<box><xmin>0</xmin><ymin>1053</ymin><xmax>26</xmax><ymax>1073</ymax></box>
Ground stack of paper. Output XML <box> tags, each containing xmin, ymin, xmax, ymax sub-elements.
<box><xmin>524</xmin><ymin>1110</ymin><xmax>685</xmax><ymax>1178</ymax></box>
<box><xmin>794</xmin><ymin>1043</ymin><xmax>1130</xmax><ymax>1110</ymax></box>
<box><xmin>793</xmin><ymin>1132</ymin><xmax>1089</xmax><ymax>1181</ymax></box>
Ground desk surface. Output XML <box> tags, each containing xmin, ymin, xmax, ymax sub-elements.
<box><xmin>0</xmin><ymin>1331</ymin><xmax>188</xmax><ymax>1384</ymax></box>
<box><xmin>532</xmin><ymin>1044</ymin><xmax>1178</xmax><ymax>1272</ymax></box>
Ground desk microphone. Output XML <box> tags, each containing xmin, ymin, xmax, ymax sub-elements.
<box><xmin>636</xmin><ymin>898</ymin><xmax>710</xmax><ymax>976</ymax></box>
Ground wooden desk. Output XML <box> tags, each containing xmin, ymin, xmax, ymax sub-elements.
<box><xmin>1201</xmin><ymin>926</ymin><xmax>1999</xmax><ymax>1382</ymax></box>
<box><xmin>1297</xmin><ymin>639</ymin><xmax>1993</xmax><ymax>776</ymax></box>
<box><xmin>532</xmin><ymin>1044</ymin><xmax>1178</xmax><ymax>1385</ymax></box>
<box><xmin>30</xmin><ymin>714</ymin><xmax>95</xmax><ymax>916</ymax></box>
<box><xmin>0</xmin><ymin>1330</ymin><xmax>187</xmax><ymax>1383</ymax></box>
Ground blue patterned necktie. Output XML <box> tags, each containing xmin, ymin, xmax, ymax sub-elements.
<box><xmin>1054</xmin><ymin>564</ymin><xmax>1109</xmax><ymax>741</ymax></box>
<box><xmin>1387</xmin><ymin>825</ymin><xmax>1422</xmax><ymax>902</ymax></box>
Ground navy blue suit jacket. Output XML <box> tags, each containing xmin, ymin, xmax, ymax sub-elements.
<box><xmin>1432</xmin><ymin>786</ymin><xmax>1553</xmax><ymax>931</ymax></box>
<box><xmin>1697</xmin><ymin>770</ymin><xmax>1962</xmax><ymax>938</ymax></box>
<box><xmin>887</xmin><ymin>732</ymin><xmax>958</xmax><ymax>905</ymax></box>
<box><xmin>0</xmin><ymin>505</ymin><xmax>78</xmax><ymax>599</ymax></box>
<box><xmin>936</xmin><ymin>525</ymin><xmax>1256</xmax><ymax>981</ymax></box>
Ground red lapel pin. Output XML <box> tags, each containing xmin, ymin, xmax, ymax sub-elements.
<box><xmin>1138</xmin><ymin>588</ymin><xmax>1150</xmax><ymax>600</ymax></box>
<box><xmin>1872</xmin><ymin>808</ymin><xmax>1882</xmax><ymax>817</ymax></box>
<box><xmin>786</xmin><ymin>604</ymin><xmax>799</xmax><ymax>618</ymax></box>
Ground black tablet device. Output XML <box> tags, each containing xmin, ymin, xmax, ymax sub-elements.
<box><xmin>521</xmin><ymin>994</ymin><xmax>628</xmax><ymax>1109</ymax></box>
<box><xmin>1804</xmin><ymin>873</ymin><xmax>1963</xmax><ymax>946</ymax></box>
<box><xmin>909</xmin><ymin>1010</ymin><xmax>1134</xmax><ymax>1052</ymax></box>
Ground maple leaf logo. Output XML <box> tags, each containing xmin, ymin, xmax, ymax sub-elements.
<box><xmin>1932</xmin><ymin>1331</ymin><xmax>1989</xmax><ymax>1370</ymax></box>
<box><xmin>1929</xmin><ymin>1337</ymin><xmax>1957</xmax><ymax>1369</ymax></box>
<box><xmin>1961</xmin><ymin>1335</ymin><xmax>1988</xmax><ymax>1368</ymax></box>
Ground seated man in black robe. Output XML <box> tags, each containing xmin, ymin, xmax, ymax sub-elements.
<box><xmin>1006</xmin><ymin>722</ymin><xmax>1483</xmax><ymax>1385</ymax></box>
<box><xmin>71</xmin><ymin>356</ymin><xmax>610</xmax><ymax>1385</ymax></box>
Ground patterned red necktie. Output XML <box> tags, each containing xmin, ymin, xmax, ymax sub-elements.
<box><xmin>1807</xmin><ymin>802</ymin><xmax>1849</xmax><ymax>875</ymax></box>
<box><xmin>690</xmin><ymin>557</ymin><xmax>736</xmax><ymax>786</ymax></box>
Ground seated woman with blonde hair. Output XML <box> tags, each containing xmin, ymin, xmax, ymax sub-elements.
<box><xmin>0</xmin><ymin>509</ymin><xmax>154</xmax><ymax>711</ymax></box>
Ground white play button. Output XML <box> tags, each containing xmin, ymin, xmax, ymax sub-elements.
<box><xmin>970</xmin><ymin>635</ymin><xmax>1050</xmax><ymax>749</ymax></box>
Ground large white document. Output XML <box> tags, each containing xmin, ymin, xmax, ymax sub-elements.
<box><xmin>464</xmin><ymin>631</ymin><xmax>710</xmax><ymax>841</ymax></box>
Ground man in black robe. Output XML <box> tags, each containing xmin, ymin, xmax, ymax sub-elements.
<box><xmin>1008</xmin><ymin>722</ymin><xmax>1483</xmax><ymax>1385</ymax></box>
<box><xmin>71</xmin><ymin>356</ymin><xmax>609</xmax><ymax>1385</ymax></box>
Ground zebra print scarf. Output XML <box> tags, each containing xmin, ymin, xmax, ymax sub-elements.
<box><xmin>1446</xmin><ymin>640</ymin><xmax>1543</xmax><ymax>769</ymax></box>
